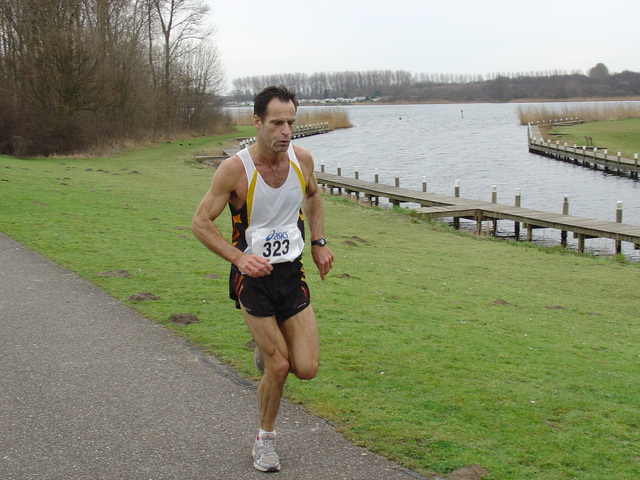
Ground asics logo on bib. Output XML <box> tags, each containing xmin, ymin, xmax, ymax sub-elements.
<box><xmin>252</xmin><ymin>224</ymin><xmax>301</xmax><ymax>263</ymax></box>
<box><xmin>265</xmin><ymin>230</ymin><xmax>289</xmax><ymax>242</ymax></box>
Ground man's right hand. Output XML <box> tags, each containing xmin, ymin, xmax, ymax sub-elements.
<box><xmin>237</xmin><ymin>254</ymin><xmax>273</xmax><ymax>277</ymax></box>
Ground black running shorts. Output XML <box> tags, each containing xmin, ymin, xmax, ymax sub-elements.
<box><xmin>229</xmin><ymin>258</ymin><xmax>310</xmax><ymax>323</ymax></box>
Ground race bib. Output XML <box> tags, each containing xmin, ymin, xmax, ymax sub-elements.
<box><xmin>251</xmin><ymin>223</ymin><xmax>303</xmax><ymax>263</ymax></box>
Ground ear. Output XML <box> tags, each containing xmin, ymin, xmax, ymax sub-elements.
<box><xmin>253</xmin><ymin>114</ymin><xmax>262</xmax><ymax>130</ymax></box>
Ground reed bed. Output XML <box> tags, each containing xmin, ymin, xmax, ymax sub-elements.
<box><xmin>228</xmin><ymin>106</ymin><xmax>352</xmax><ymax>130</ymax></box>
<box><xmin>297</xmin><ymin>107</ymin><xmax>353</xmax><ymax>129</ymax></box>
<box><xmin>517</xmin><ymin>102</ymin><xmax>640</xmax><ymax>125</ymax></box>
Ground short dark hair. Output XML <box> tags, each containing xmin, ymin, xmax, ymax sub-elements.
<box><xmin>253</xmin><ymin>85</ymin><xmax>298</xmax><ymax>120</ymax></box>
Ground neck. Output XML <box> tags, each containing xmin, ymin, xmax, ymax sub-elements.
<box><xmin>250</xmin><ymin>142</ymin><xmax>287</xmax><ymax>166</ymax></box>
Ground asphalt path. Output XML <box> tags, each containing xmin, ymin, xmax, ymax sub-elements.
<box><xmin>0</xmin><ymin>233</ymin><xmax>426</xmax><ymax>480</ymax></box>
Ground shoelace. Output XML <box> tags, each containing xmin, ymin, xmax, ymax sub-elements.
<box><xmin>259</xmin><ymin>437</ymin><xmax>277</xmax><ymax>458</ymax></box>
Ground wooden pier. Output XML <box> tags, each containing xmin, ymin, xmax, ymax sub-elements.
<box><xmin>315</xmin><ymin>171</ymin><xmax>640</xmax><ymax>253</ymax></box>
<box><xmin>528</xmin><ymin>124</ymin><xmax>640</xmax><ymax>178</ymax></box>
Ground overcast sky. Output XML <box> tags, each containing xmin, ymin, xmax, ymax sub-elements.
<box><xmin>205</xmin><ymin>0</ymin><xmax>640</xmax><ymax>93</ymax></box>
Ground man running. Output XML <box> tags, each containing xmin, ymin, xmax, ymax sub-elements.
<box><xmin>192</xmin><ymin>85</ymin><xmax>334</xmax><ymax>472</ymax></box>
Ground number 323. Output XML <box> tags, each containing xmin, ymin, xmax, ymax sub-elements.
<box><xmin>262</xmin><ymin>239</ymin><xmax>290</xmax><ymax>258</ymax></box>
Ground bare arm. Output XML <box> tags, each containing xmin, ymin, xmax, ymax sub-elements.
<box><xmin>191</xmin><ymin>158</ymin><xmax>273</xmax><ymax>277</ymax></box>
<box><xmin>296</xmin><ymin>146</ymin><xmax>335</xmax><ymax>280</ymax></box>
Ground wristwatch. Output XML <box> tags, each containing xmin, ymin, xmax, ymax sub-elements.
<box><xmin>311</xmin><ymin>237</ymin><xmax>326</xmax><ymax>247</ymax></box>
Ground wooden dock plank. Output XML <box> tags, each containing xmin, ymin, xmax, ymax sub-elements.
<box><xmin>315</xmin><ymin>171</ymin><xmax>640</xmax><ymax>250</ymax></box>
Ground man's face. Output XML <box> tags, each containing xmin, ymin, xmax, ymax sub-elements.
<box><xmin>254</xmin><ymin>99</ymin><xmax>296</xmax><ymax>153</ymax></box>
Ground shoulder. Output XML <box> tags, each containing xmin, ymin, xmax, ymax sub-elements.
<box><xmin>211</xmin><ymin>154</ymin><xmax>246</xmax><ymax>191</ymax></box>
<box><xmin>217</xmin><ymin>154</ymin><xmax>245</xmax><ymax>177</ymax></box>
<box><xmin>292</xmin><ymin>144</ymin><xmax>314</xmax><ymax>170</ymax></box>
<box><xmin>292</xmin><ymin>145</ymin><xmax>319</xmax><ymax>195</ymax></box>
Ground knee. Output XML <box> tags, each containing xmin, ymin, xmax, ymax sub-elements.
<box><xmin>267</xmin><ymin>356</ymin><xmax>291</xmax><ymax>382</ymax></box>
<box><xmin>292</xmin><ymin>361</ymin><xmax>318</xmax><ymax>380</ymax></box>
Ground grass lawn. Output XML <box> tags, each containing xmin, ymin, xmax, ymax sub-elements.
<box><xmin>2</xmin><ymin>130</ymin><xmax>640</xmax><ymax>479</ymax></box>
<box><xmin>550</xmin><ymin>118</ymin><xmax>640</xmax><ymax>159</ymax></box>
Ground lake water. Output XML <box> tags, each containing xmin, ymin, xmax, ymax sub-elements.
<box><xmin>293</xmin><ymin>102</ymin><xmax>640</xmax><ymax>260</ymax></box>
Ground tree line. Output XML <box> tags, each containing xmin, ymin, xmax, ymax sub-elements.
<box><xmin>0</xmin><ymin>0</ymin><xmax>226</xmax><ymax>157</ymax></box>
<box><xmin>229</xmin><ymin>64</ymin><xmax>640</xmax><ymax>104</ymax></box>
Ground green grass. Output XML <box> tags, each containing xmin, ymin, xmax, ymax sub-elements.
<box><xmin>518</xmin><ymin>103</ymin><xmax>640</xmax><ymax>126</ymax></box>
<box><xmin>2</xmin><ymin>132</ymin><xmax>640</xmax><ymax>479</ymax></box>
<box><xmin>550</xmin><ymin>119</ymin><xmax>640</xmax><ymax>159</ymax></box>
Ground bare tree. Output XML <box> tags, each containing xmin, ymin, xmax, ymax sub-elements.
<box><xmin>146</xmin><ymin>0</ymin><xmax>212</xmax><ymax>128</ymax></box>
<box><xmin>0</xmin><ymin>0</ymin><xmax>227</xmax><ymax>155</ymax></box>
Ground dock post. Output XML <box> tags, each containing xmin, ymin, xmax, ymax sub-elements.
<box><xmin>336</xmin><ymin>164</ymin><xmax>342</xmax><ymax>196</ymax></box>
<box><xmin>616</xmin><ymin>201</ymin><xmax>623</xmax><ymax>253</ymax></box>
<box><xmin>514</xmin><ymin>188</ymin><xmax>521</xmax><ymax>241</ymax></box>
<box><xmin>491</xmin><ymin>185</ymin><xmax>498</xmax><ymax>236</ymax></box>
<box><xmin>453</xmin><ymin>180</ymin><xmax>460</xmax><ymax>230</ymax></box>
<box><xmin>617</xmin><ymin>152</ymin><xmax>622</xmax><ymax>174</ymax></box>
<box><xmin>319</xmin><ymin>160</ymin><xmax>326</xmax><ymax>193</ymax></box>
<box><xmin>373</xmin><ymin>169</ymin><xmax>379</xmax><ymax>206</ymax></box>
<box><xmin>422</xmin><ymin>176</ymin><xmax>427</xmax><ymax>193</ymax></box>
<box><xmin>561</xmin><ymin>195</ymin><xmax>569</xmax><ymax>247</ymax></box>
<box><xmin>391</xmin><ymin>173</ymin><xmax>400</xmax><ymax>207</ymax></box>
<box><xmin>352</xmin><ymin>166</ymin><xmax>359</xmax><ymax>202</ymax></box>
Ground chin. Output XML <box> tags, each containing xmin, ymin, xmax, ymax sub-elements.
<box><xmin>273</xmin><ymin>142</ymin><xmax>290</xmax><ymax>152</ymax></box>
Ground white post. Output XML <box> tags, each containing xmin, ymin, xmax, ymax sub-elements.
<box><xmin>561</xmin><ymin>195</ymin><xmax>569</xmax><ymax>247</ymax></box>
<box><xmin>616</xmin><ymin>201</ymin><xmax>623</xmax><ymax>223</ymax></box>
<box><xmin>616</xmin><ymin>201</ymin><xmax>623</xmax><ymax>253</ymax></box>
<box><xmin>514</xmin><ymin>188</ymin><xmax>521</xmax><ymax>241</ymax></box>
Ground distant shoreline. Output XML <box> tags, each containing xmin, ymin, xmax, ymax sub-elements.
<box><xmin>226</xmin><ymin>96</ymin><xmax>640</xmax><ymax>108</ymax></box>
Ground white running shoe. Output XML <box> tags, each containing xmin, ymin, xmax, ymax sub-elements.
<box><xmin>252</xmin><ymin>432</ymin><xmax>281</xmax><ymax>472</ymax></box>
<box><xmin>253</xmin><ymin>347</ymin><xmax>265</xmax><ymax>373</ymax></box>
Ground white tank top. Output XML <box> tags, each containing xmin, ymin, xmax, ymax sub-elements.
<box><xmin>236</xmin><ymin>145</ymin><xmax>307</xmax><ymax>264</ymax></box>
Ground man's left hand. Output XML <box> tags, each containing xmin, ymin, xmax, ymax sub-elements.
<box><xmin>312</xmin><ymin>245</ymin><xmax>334</xmax><ymax>280</ymax></box>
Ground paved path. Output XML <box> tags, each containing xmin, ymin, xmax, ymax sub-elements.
<box><xmin>0</xmin><ymin>233</ymin><xmax>424</xmax><ymax>480</ymax></box>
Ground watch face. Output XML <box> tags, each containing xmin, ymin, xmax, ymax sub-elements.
<box><xmin>313</xmin><ymin>238</ymin><xmax>326</xmax><ymax>246</ymax></box>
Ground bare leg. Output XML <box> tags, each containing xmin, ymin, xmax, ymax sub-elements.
<box><xmin>279</xmin><ymin>305</ymin><xmax>319</xmax><ymax>380</ymax></box>
<box><xmin>242</xmin><ymin>306</ymin><xmax>288</xmax><ymax>431</ymax></box>
<box><xmin>241</xmin><ymin>304</ymin><xmax>319</xmax><ymax>431</ymax></box>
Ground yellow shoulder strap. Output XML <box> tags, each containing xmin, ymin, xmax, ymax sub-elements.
<box><xmin>290</xmin><ymin>160</ymin><xmax>306</xmax><ymax>195</ymax></box>
<box><xmin>246</xmin><ymin>169</ymin><xmax>259</xmax><ymax>225</ymax></box>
